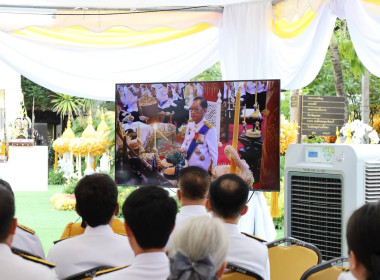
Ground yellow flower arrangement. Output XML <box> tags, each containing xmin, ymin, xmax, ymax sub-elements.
<box><xmin>280</xmin><ymin>115</ymin><xmax>298</xmax><ymax>155</ymax></box>
<box><xmin>52</xmin><ymin>138</ymin><xmax>72</xmax><ymax>155</ymax></box>
<box><xmin>50</xmin><ymin>193</ymin><xmax>76</xmax><ymax>211</ymax></box>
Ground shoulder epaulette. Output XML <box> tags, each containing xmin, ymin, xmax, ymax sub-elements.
<box><xmin>242</xmin><ymin>232</ymin><xmax>266</xmax><ymax>243</ymax></box>
<box><xmin>53</xmin><ymin>236</ymin><xmax>74</xmax><ymax>244</ymax></box>
<box><xmin>96</xmin><ymin>265</ymin><xmax>130</xmax><ymax>276</ymax></box>
<box><xmin>204</xmin><ymin>121</ymin><xmax>213</xmax><ymax>128</ymax></box>
<box><xmin>16</xmin><ymin>252</ymin><xmax>55</xmax><ymax>268</ymax></box>
<box><xmin>188</xmin><ymin>118</ymin><xmax>193</xmax><ymax>122</ymax></box>
<box><xmin>17</xmin><ymin>224</ymin><xmax>35</xmax><ymax>235</ymax></box>
<box><xmin>117</xmin><ymin>233</ymin><xmax>127</xmax><ymax>237</ymax></box>
<box><xmin>11</xmin><ymin>247</ymin><xmax>41</xmax><ymax>259</ymax></box>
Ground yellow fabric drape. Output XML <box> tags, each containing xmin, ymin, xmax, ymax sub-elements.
<box><xmin>12</xmin><ymin>24</ymin><xmax>213</xmax><ymax>47</ymax></box>
<box><xmin>271</xmin><ymin>192</ymin><xmax>279</xmax><ymax>217</ymax></box>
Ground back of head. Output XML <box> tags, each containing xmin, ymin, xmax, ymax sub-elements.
<box><xmin>0</xmin><ymin>179</ymin><xmax>13</xmax><ymax>197</ymax></box>
<box><xmin>346</xmin><ymin>202</ymin><xmax>380</xmax><ymax>279</ymax></box>
<box><xmin>169</xmin><ymin>216</ymin><xmax>229</xmax><ymax>277</ymax></box>
<box><xmin>74</xmin><ymin>173</ymin><xmax>118</xmax><ymax>227</ymax></box>
<box><xmin>209</xmin><ymin>174</ymin><xmax>249</xmax><ymax>219</ymax></box>
<box><xmin>0</xmin><ymin>186</ymin><xmax>15</xmax><ymax>242</ymax></box>
<box><xmin>178</xmin><ymin>166</ymin><xmax>210</xmax><ymax>201</ymax></box>
<box><xmin>122</xmin><ymin>186</ymin><xmax>177</xmax><ymax>249</ymax></box>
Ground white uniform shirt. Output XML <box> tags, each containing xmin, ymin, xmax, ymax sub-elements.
<box><xmin>166</xmin><ymin>205</ymin><xmax>211</xmax><ymax>250</ymax></box>
<box><xmin>156</xmin><ymin>85</ymin><xmax>176</xmax><ymax>110</ymax></box>
<box><xmin>224</xmin><ymin>223</ymin><xmax>270</xmax><ymax>280</ymax></box>
<box><xmin>181</xmin><ymin>118</ymin><xmax>218</xmax><ymax>171</ymax></box>
<box><xmin>47</xmin><ymin>225</ymin><xmax>134</xmax><ymax>279</ymax></box>
<box><xmin>0</xmin><ymin>243</ymin><xmax>57</xmax><ymax>280</ymax></box>
<box><xmin>245</xmin><ymin>82</ymin><xmax>256</xmax><ymax>94</ymax></box>
<box><xmin>97</xmin><ymin>252</ymin><xmax>169</xmax><ymax>280</ymax></box>
<box><xmin>12</xmin><ymin>225</ymin><xmax>45</xmax><ymax>259</ymax></box>
<box><xmin>338</xmin><ymin>271</ymin><xmax>357</xmax><ymax>280</ymax></box>
<box><xmin>124</xmin><ymin>86</ymin><xmax>138</xmax><ymax>113</ymax></box>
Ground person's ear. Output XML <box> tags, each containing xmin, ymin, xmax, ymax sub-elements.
<box><xmin>124</xmin><ymin>221</ymin><xmax>133</xmax><ymax>238</ymax></box>
<box><xmin>216</xmin><ymin>262</ymin><xmax>227</xmax><ymax>279</ymax></box>
<box><xmin>241</xmin><ymin>205</ymin><xmax>249</xmax><ymax>216</ymax></box>
<box><xmin>114</xmin><ymin>203</ymin><xmax>119</xmax><ymax>216</ymax></box>
<box><xmin>177</xmin><ymin>189</ymin><xmax>181</xmax><ymax>201</ymax></box>
<box><xmin>349</xmin><ymin>250</ymin><xmax>360</xmax><ymax>279</ymax></box>
<box><xmin>75</xmin><ymin>205</ymin><xmax>81</xmax><ymax>217</ymax></box>
<box><xmin>205</xmin><ymin>198</ymin><xmax>212</xmax><ymax>212</ymax></box>
<box><xmin>10</xmin><ymin>218</ymin><xmax>17</xmax><ymax>235</ymax></box>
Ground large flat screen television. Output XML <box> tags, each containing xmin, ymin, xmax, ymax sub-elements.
<box><xmin>115</xmin><ymin>80</ymin><xmax>280</xmax><ymax>191</ymax></box>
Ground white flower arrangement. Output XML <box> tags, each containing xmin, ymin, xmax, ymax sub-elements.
<box><xmin>340</xmin><ymin>119</ymin><xmax>379</xmax><ymax>144</ymax></box>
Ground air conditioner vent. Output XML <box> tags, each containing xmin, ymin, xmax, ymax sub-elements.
<box><xmin>289</xmin><ymin>173</ymin><xmax>343</xmax><ymax>261</ymax></box>
<box><xmin>365</xmin><ymin>160</ymin><xmax>380</xmax><ymax>203</ymax></box>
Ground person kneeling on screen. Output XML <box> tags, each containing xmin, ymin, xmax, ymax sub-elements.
<box><xmin>180</xmin><ymin>97</ymin><xmax>218</xmax><ymax>171</ymax></box>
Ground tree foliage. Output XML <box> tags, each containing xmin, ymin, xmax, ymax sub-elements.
<box><xmin>21</xmin><ymin>76</ymin><xmax>55</xmax><ymax>111</ymax></box>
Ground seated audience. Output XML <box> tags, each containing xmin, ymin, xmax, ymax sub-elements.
<box><xmin>0</xmin><ymin>179</ymin><xmax>45</xmax><ymax>259</ymax></box>
<box><xmin>97</xmin><ymin>186</ymin><xmax>177</xmax><ymax>280</ymax></box>
<box><xmin>166</xmin><ymin>166</ymin><xmax>211</xmax><ymax>249</ymax></box>
<box><xmin>0</xmin><ymin>186</ymin><xmax>57</xmax><ymax>279</ymax></box>
<box><xmin>168</xmin><ymin>216</ymin><xmax>229</xmax><ymax>280</ymax></box>
<box><xmin>47</xmin><ymin>173</ymin><xmax>134</xmax><ymax>279</ymax></box>
<box><xmin>342</xmin><ymin>202</ymin><xmax>380</xmax><ymax>280</ymax></box>
<box><xmin>207</xmin><ymin>174</ymin><xmax>270</xmax><ymax>280</ymax></box>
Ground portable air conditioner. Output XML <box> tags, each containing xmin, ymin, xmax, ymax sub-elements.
<box><xmin>284</xmin><ymin>143</ymin><xmax>380</xmax><ymax>260</ymax></box>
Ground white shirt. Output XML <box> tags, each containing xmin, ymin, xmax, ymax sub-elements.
<box><xmin>97</xmin><ymin>252</ymin><xmax>169</xmax><ymax>280</ymax></box>
<box><xmin>124</xmin><ymin>86</ymin><xmax>138</xmax><ymax>113</ymax></box>
<box><xmin>224</xmin><ymin>223</ymin><xmax>270</xmax><ymax>280</ymax></box>
<box><xmin>338</xmin><ymin>271</ymin><xmax>357</xmax><ymax>280</ymax></box>
<box><xmin>12</xmin><ymin>225</ymin><xmax>45</xmax><ymax>259</ymax></box>
<box><xmin>166</xmin><ymin>205</ymin><xmax>211</xmax><ymax>250</ymax></box>
<box><xmin>47</xmin><ymin>225</ymin><xmax>134</xmax><ymax>279</ymax></box>
<box><xmin>0</xmin><ymin>243</ymin><xmax>57</xmax><ymax>280</ymax></box>
<box><xmin>156</xmin><ymin>85</ymin><xmax>176</xmax><ymax>109</ymax></box>
<box><xmin>181</xmin><ymin>117</ymin><xmax>218</xmax><ymax>171</ymax></box>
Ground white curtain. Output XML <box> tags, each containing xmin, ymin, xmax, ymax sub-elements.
<box><xmin>0</xmin><ymin>27</ymin><xmax>219</xmax><ymax>100</ymax></box>
<box><xmin>341</xmin><ymin>0</ymin><xmax>380</xmax><ymax>78</ymax></box>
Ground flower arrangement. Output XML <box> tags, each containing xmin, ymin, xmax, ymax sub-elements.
<box><xmin>340</xmin><ymin>119</ymin><xmax>379</xmax><ymax>144</ymax></box>
<box><xmin>177</xmin><ymin>124</ymin><xmax>187</xmax><ymax>138</ymax></box>
<box><xmin>280</xmin><ymin>115</ymin><xmax>298</xmax><ymax>154</ymax></box>
<box><xmin>50</xmin><ymin>193</ymin><xmax>76</xmax><ymax>211</ymax></box>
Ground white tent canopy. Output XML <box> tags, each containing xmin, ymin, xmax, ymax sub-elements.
<box><xmin>0</xmin><ymin>0</ymin><xmax>379</xmax><ymax>101</ymax></box>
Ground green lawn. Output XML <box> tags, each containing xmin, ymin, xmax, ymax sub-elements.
<box><xmin>14</xmin><ymin>185</ymin><xmax>79</xmax><ymax>256</ymax></box>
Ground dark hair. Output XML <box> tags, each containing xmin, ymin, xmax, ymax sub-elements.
<box><xmin>193</xmin><ymin>96</ymin><xmax>208</xmax><ymax>109</ymax></box>
<box><xmin>178</xmin><ymin>166</ymin><xmax>210</xmax><ymax>200</ymax></box>
<box><xmin>122</xmin><ymin>186</ymin><xmax>177</xmax><ymax>249</ymax></box>
<box><xmin>0</xmin><ymin>186</ymin><xmax>15</xmax><ymax>242</ymax></box>
<box><xmin>0</xmin><ymin>179</ymin><xmax>13</xmax><ymax>197</ymax></box>
<box><xmin>209</xmin><ymin>174</ymin><xmax>249</xmax><ymax>219</ymax></box>
<box><xmin>347</xmin><ymin>202</ymin><xmax>380</xmax><ymax>280</ymax></box>
<box><xmin>74</xmin><ymin>173</ymin><xmax>118</xmax><ymax>227</ymax></box>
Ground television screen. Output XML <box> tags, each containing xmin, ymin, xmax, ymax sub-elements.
<box><xmin>115</xmin><ymin>80</ymin><xmax>280</xmax><ymax>191</ymax></box>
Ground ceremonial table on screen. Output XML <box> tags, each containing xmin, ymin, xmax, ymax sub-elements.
<box><xmin>0</xmin><ymin>146</ymin><xmax>48</xmax><ymax>191</ymax></box>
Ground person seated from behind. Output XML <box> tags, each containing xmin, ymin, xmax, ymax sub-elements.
<box><xmin>168</xmin><ymin>216</ymin><xmax>229</xmax><ymax>280</ymax></box>
<box><xmin>166</xmin><ymin>166</ymin><xmax>211</xmax><ymax>249</ymax></box>
<box><xmin>97</xmin><ymin>186</ymin><xmax>177</xmax><ymax>280</ymax></box>
<box><xmin>47</xmin><ymin>173</ymin><xmax>134</xmax><ymax>279</ymax></box>
<box><xmin>339</xmin><ymin>202</ymin><xmax>380</xmax><ymax>280</ymax></box>
<box><xmin>207</xmin><ymin>174</ymin><xmax>270</xmax><ymax>280</ymax></box>
<box><xmin>0</xmin><ymin>179</ymin><xmax>45</xmax><ymax>259</ymax></box>
<box><xmin>0</xmin><ymin>186</ymin><xmax>57</xmax><ymax>279</ymax></box>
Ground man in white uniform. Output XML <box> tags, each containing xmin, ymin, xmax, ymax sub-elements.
<box><xmin>180</xmin><ymin>97</ymin><xmax>218</xmax><ymax>171</ymax></box>
<box><xmin>0</xmin><ymin>186</ymin><xmax>57</xmax><ymax>280</ymax></box>
<box><xmin>97</xmin><ymin>186</ymin><xmax>177</xmax><ymax>280</ymax></box>
<box><xmin>47</xmin><ymin>174</ymin><xmax>134</xmax><ymax>279</ymax></box>
<box><xmin>207</xmin><ymin>174</ymin><xmax>270</xmax><ymax>280</ymax></box>
<box><xmin>124</xmin><ymin>84</ymin><xmax>140</xmax><ymax>122</ymax></box>
<box><xmin>166</xmin><ymin>166</ymin><xmax>211</xmax><ymax>249</ymax></box>
<box><xmin>0</xmin><ymin>179</ymin><xmax>45</xmax><ymax>259</ymax></box>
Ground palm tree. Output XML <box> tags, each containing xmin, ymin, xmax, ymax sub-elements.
<box><xmin>50</xmin><ymin>93</ymin><xmax>84</xmax><ymax>123</ymax></box>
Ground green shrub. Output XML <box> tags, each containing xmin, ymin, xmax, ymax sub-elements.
<box><xmin>62</xmin><ymin>178</ymin><xmax>77</xmax><ymax>194</ymax></box>
<box><xmin>48</xmin><ymin>170</ymin><xmax>65</xmax><ymax>185</ymax></box>
<box><xmin>116</xmin><ymin>186</ymin><xmax>137</xmax><ymax>218</ymax></box>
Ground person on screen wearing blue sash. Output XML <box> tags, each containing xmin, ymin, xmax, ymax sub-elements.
<box><xmin>180</xmin><ymin>97</ymin><xmax>218</xmax><ymax>171</ymax></box>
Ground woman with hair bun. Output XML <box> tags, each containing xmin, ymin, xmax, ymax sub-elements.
<box><xmin>168</xmin><ymin>216</ymin><xmax>229</xmax><ymax>280</ymax></box>
<box><xmin>346</xmin><ymin>202</ymin><xmax>380</xmax><ymax>280</ymax></box>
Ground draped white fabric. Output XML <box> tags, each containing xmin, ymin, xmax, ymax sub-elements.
<box><xmin>342</xmin><ymin>0</ymin><xmax>380</xmax><ymax>78</ymax></box>
<box><xmin>0</xmin><ymin>27</ymin><xmax>219</xmax><ymax>100</ymax></box>
<box><xmin>220</xmin><ymin>0</ymin><xmax>337</xmax><ymax>89</ymax></box>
